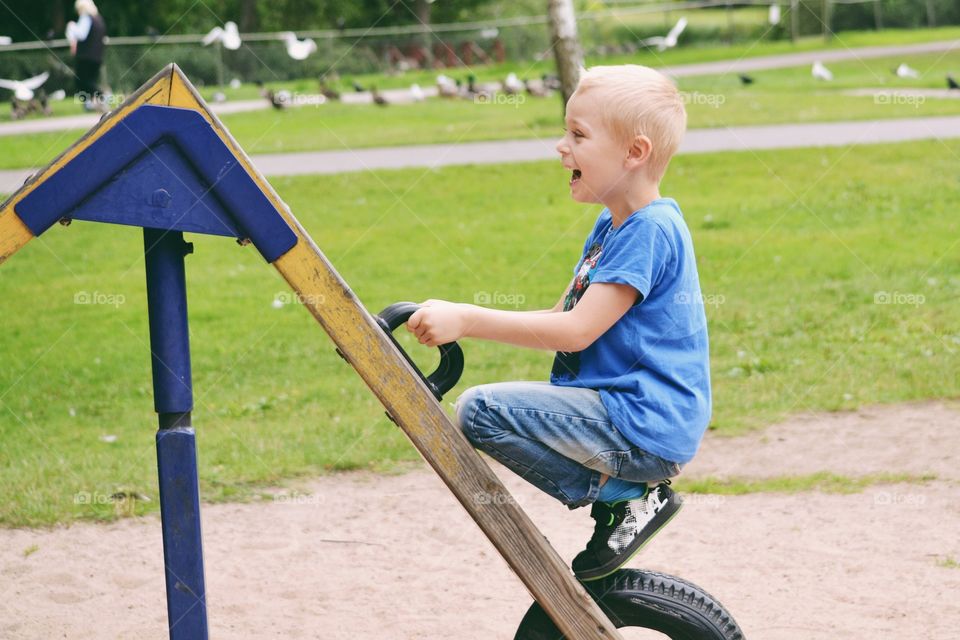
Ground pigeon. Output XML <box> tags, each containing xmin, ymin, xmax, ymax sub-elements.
<box><xmin>409</xmin><ymin>83</ymin><xmax>425</xmax><ymax>102</ymax></box>
<box><xmin>0</xmin><ymin>71</ymin><xmax>50</xmax><ymax>101</ymax></box>
<box><xmin>465</xmin><ymin>74</ymin><xmax>479</xmax><ymax>97</ymax></box>
<box><xmin>542</xmin><ymin>73</ymin><xmax>562</xmax><ymax>91</ymax></box>
<box><xmin>524</xmin><ymin>77</ymin><xmax>551</xmax><ymax>98</ymax></box>
<box><xmin>256</xmin><ymin>81</ymin><xmax>289</xmax><ymax>109</ymax></box>
<box><xmin>948</xmin><ymin>75</ymin><xmax>960</xmax><ymax>90</ymax></box>
<box><xmin>318</xmin><ymin>79</ymin><xmax>340</xmax><ymax>100</ymax></box>
<box><xmin>229</xmin><ymin>77</ymin><xmax>242</xmax><ymax>89</ymax></box>
<box><xmin>0</xmin><ymin>36</ymin><xmax>12</xmax><ymax>45</ymax></box>
<box><xmin>738</xmin><ymin>73</ymin><xmax>755</xmax><ymax>85</ymax></box>
<box><xmin>436</xmin><ymin>74</ymin><xmax>458</xmax><ymax>98</ymax></box>
<box><xmin>895</xmin><ymin>63</ymin><xmax>919</xmax><ymax>79</ymax></box>
<box><xmin>352</xmin><ymin>80</ymin><xmax>365</xmax><ymax>92</ymax></box>
<box><xmin>768</xmin><ymin>4</ymin><xmax>781</xmax><ymax>25</ymax></box>
<box><xmin>811</xmin><ymin>61</ymin><xmax>833</xmax><ymax>81</ymax></box>
<box><xmin>270</xmin><ymin>89</ymin><xmax>291</xmax><ymax>109</ymax></box>
<box><xmin>281</xmin><ymin>32</ymin><xmax>317</xmax><ymax>60</ymax></box>
<box><xmin>640</xmin><ymin>17</ymin><xmax>688</xmax><ymax>52</ymax></box>
<box><xmin>202</xmin><ymin>21</ymin><xmax>241</xmax><ymax>50</ymax></box>
<box><xmin>502</xmin><ymin>72</ymin><xmax>523</xmax><ymax>95</ymax></box>
<box><xmin>372</xmin><ymin>86</ymin><xmax>388</xmax><ymax>106</ymax></box>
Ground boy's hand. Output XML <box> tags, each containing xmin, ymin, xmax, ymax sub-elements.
<box><xmin>405</xmin><ymin>299</ymin><xmax>470</xmax><ymax>347</ymax></box>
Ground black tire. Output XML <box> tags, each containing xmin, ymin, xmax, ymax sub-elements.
<box><xmin>514</xmin><ymin>569</ymin><xmax>744</xmax><ymax>640</ymax></box>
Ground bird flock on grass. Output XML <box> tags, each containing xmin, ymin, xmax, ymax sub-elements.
<box><xmin>253</xmin><ymin>71</ymin><xmax>564</xmax><ymax>109</ymax></box>
<box><xmin>4</xmin><ymin>17</ymin><xmax>960</xmax><ymax>119</ymax></box>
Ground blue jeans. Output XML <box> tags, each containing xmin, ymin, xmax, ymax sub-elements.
<box><xmin>454</xmin><ymin>381</ymin><xmax>683</xmax><ymax>510</ymax></box>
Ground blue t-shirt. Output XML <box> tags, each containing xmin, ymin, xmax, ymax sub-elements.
<box><xmin>549</xmin><ymin>198</ymin><xmax>711</xmax><ymax>463</ymax></box>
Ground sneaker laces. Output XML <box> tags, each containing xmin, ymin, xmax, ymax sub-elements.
<box><xmin>585</xmin><ymin>501</ymin><xmax>624</xmax><ymax>552</ymax></box>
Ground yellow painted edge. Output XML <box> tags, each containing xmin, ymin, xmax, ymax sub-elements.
<box><xmin>0</xmin><ymin>204</ymin><xmax>34</xmax><ymax>265</ymax></box>
<box><xmin>167</xmin><ymin>70</ymin><xmax>215</xmax><ymax>124</ymax></box>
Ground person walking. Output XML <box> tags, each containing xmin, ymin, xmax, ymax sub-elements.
<box><xmin>66</xmin><ymin>0</ymin><xmax>107</xmax><ymax>111</ymax></box>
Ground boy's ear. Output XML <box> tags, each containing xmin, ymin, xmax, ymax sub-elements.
<box><xmin>625</xmin><ymin>134</ymin><xmax>653</xmax><ymax>170</ymax></box>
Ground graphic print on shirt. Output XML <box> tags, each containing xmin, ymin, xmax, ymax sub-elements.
<box><xmin>551</xmin><ymin>238</ymin><xmax>604</xmax><ymax>379</ymax></box>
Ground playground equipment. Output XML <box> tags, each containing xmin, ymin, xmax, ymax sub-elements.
<box><xmin>0</xmin><ymin>64</ymin><xmax>743</xmax><ymax>639</ymax></box>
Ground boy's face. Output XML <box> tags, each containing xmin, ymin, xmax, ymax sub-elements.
<box><xmin>555</xmin><ymin>90</ymin><xmax>633</xmax><ymax>206</ymax></box>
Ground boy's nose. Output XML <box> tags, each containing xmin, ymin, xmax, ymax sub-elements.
<box><xmin>555</xmin><ymin>137</ymin><xmax>568</xmax><ymax>155</ymax></box>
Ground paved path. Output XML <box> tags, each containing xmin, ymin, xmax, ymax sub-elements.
<box><xmin>0</xmin><ymin>99</ymin><xmax>269</xmax><ymax>138</ymax></box>
<box><xmin>1</xmin><ymin>38</ymin><xmax>956</xmax><ymax>139</ymax></box>
<box><xmin>2</xmin><ymin>115</ymin><xmax>959</xmax><ymax>192</ymax></box>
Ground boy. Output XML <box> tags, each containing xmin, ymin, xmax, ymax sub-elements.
<box><xmin>405</xmin><ymin>64</ymin><xmax>710</xmax><ymax>581</ymax></box>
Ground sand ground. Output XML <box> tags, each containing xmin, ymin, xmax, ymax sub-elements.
<box><xmin>2</xmin><ymin>401</ymin><xmax>958</xmax><ymax>639</ymax></box>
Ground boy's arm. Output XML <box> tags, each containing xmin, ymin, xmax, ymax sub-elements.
<box><xmin>460</xmin><ymin>281</ymin><xmax>636</xmax><ymax>352</ymax></box>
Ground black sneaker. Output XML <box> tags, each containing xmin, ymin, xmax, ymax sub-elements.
<box><xmin>572</xmin><ymin>482</ymin><xmax>683</xmax><ymax>581</ymax></box>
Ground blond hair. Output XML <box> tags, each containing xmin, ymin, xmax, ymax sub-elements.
<box><xmin>75</xmin><ymin>0</ymin><xmax>98</xmax><ymax>16</ymax></box>
<box><xmin>573</xmin><ymin>64</ymin><xmax>686</xmax><ymax>181</ymax></box>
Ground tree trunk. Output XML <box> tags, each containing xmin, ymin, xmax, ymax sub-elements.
<box><xmin>414</xmin><ymin>0</ymin><xmax>434</xmax><ymax>68</ymax></box>
<box><xmin>822</xmin><ymin>0</ymin><xmax>832</xmax><ymax>41</ymax></box>
<box><xmin>50</xmin><ymin>0</ymin><xmax>65</xmax><ymax>36</ymax></box>
<box><xmin>547</xmin><ymin>0</ymin><xmax>584</xmax><ymax>114</ymax></box>
<box><xmin>790</xmin><ymin>0</ymin><xmax>799</xmax><ymax>42</ymax></box>
<box><xmin>239</xmin><ymin>0</ymin><xmax>259</xmax><ymax>32</ymax></box>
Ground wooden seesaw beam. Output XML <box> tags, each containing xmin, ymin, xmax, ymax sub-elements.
<box><xmin>0</xmin><ymin>64</ymin><xmax>622</xmax><ymax>639</ymax></box>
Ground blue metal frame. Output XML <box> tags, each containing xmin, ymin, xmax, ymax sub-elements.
<box><xmin>15</xmin><ymin>105</ymin><xmax>298</xmax><ymax>263</ymax></box>
<box><xmin>144</xmin><ymin>228</ymin><xmax>208</xmax><ymax>640</ymax></box>
<box><xmin>13</xmin><ymin>102</ymin><xmax>311</xmax><ymax>638</ymax></box>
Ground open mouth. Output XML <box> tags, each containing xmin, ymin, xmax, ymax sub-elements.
<box><xmin>570</xmin><ymin>169</ymin><xmax>582</xmax><ymax>186</ymax></box>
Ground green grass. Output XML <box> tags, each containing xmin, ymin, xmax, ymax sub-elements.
<box><xmin>1</xmin><ymin>139</ymin><xmax>959</xmax><ymax>526</ymax></box>
<box><xmin>677</xmin><ymin>472</ymin><xmax>937</xmax><ymax>495</ymax></box>
<box><xmin>192</xmin><ymin>25</ymin><xmax>960</xmax><ymax>98</ymax></box>
<box><xmin>2</xmin><ymin>26</ymin><xmax>960</xmax><ymax>169</ymax></box>
<box><xmin>937</xmin><ymin>556</ymin><xmax>960</xmax><ymax>569</ymax></box>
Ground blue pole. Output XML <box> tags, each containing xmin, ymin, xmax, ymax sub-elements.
<box><xmin>143</xmin><ymin>228</ymin><xmax>209</xmax><ymax>640</ymax></box>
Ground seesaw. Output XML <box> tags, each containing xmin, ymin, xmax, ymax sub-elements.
<box><xmin>0</xmin><ymin>64</ymin><xmax>743</xmax><ymax>639</ymax></box>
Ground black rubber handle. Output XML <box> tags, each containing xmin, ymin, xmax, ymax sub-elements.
<box><xmin>375</xmin><ymin>301</ymin><xmax>464</xmax><ymax>401</ymax></box>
